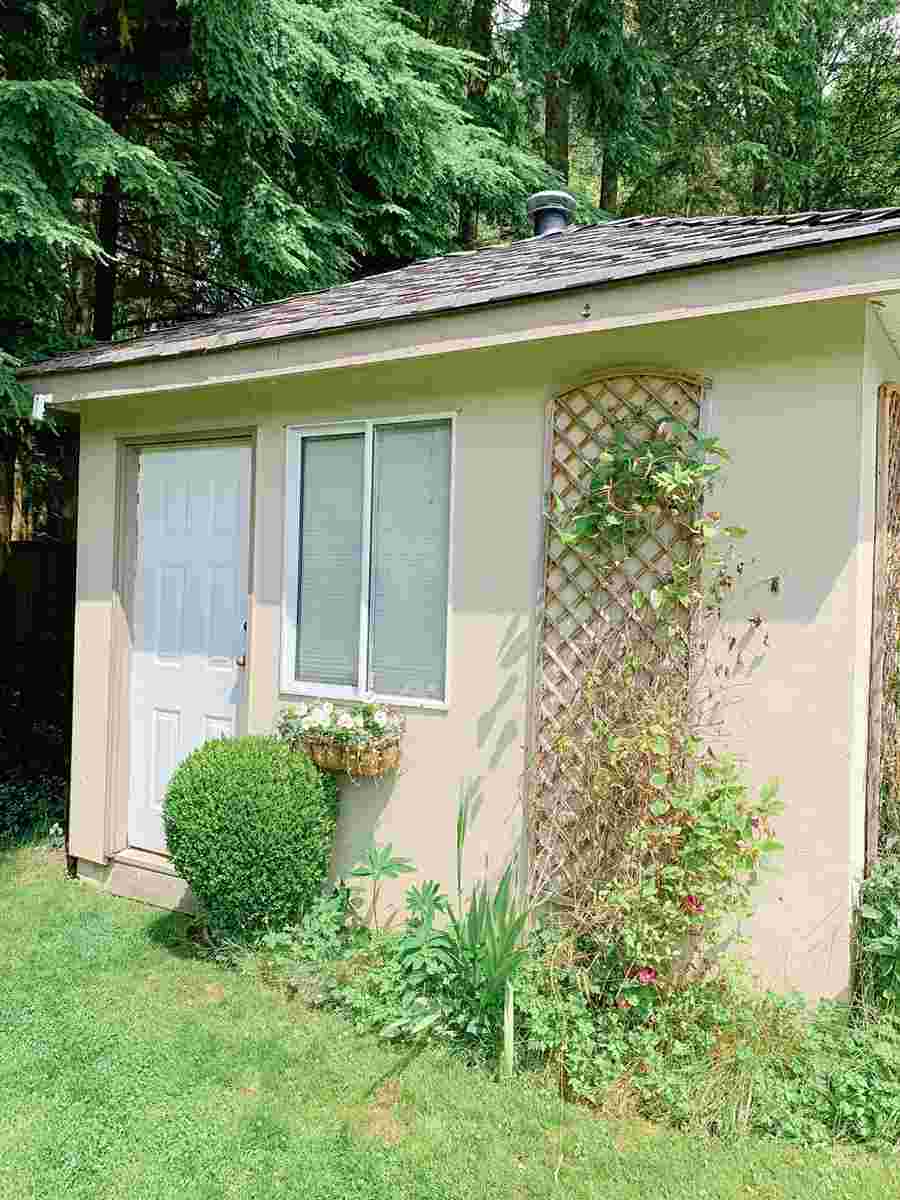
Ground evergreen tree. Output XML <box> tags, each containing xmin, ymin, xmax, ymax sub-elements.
<box><xmin>1</xmin><ymin>0</ymin><xmax>547</xmax><ymax>348</ymax></box>
<box><xmin>0</xmin><ymin>0</ymin><xmax>549</xmax><ymax>565</ymax></box>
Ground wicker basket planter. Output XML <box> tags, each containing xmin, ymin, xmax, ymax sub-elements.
<box><xmin>303</xmin><ymin>735</ymin><xmax>401</xmax><ymax>779</ymax></box>
<box><xmin>277</xmin><ymin>701</ymin><xmax>405</xmax><ymax>779</ymax></box>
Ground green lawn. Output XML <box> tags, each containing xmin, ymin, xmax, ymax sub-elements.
<box><xmin>1</xmin><ymin>846</ymin><xmax>897</xmax><ymax>1200</ymax></box>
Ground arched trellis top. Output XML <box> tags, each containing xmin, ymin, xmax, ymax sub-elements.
<box><xmin>531</xmin><ymin>369</ymin><xmax>706</xmax><ymax>883</ymax></box>
<box><xmin>551</xmin><ymin>368</ymin><xmax>708</xmax><ymax>475</ymax></box>
<box><xmin>559</xmin><ymin>366</ymin><xmax>707</xmax><ymax>394</ymax></box>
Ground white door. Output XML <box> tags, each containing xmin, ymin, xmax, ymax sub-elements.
<box><xmin>129</xmin><ymin>443</ymin><xmax>251</xmax><ymax>853</ymax></box>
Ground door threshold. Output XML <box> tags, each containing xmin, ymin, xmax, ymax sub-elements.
<box><xmin>104</xmin><ymin>847</ymin><xmax>196</xmax><ymax>913</ymax></box>
<box><xmin>113</xmin><ymin>846</ymin><xmax>178</xmax><ymax>876</ymax></box>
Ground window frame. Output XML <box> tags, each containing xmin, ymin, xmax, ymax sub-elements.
<box><xmin>281</xmin><ymin>412</ymin><xmax>456</xmax><ymax>710</ymax></box>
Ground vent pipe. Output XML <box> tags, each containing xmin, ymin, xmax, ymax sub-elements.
<box><xmin>526</xmin><ymin>190</ymin><xmax>576</xmax><ymax>236</ymax></box>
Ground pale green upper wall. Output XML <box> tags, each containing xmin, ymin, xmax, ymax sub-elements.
<box><xmin>71</xmin><ymin>295</ymin><xmax>875</xmax><ymax>998</ymax></box>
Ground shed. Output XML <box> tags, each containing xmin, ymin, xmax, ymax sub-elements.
<box><xmin>21</xmin><ymin>197</ymin><xmax>900</xmax><ymax>999</ymax></box>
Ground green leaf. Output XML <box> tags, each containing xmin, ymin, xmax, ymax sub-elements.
<box><xmin>650</xmin><ymin>771</ymin><xmax>668</xmax><ymax>789</ymax></box>
<box><xmin>650</xmin><ymin>799</ymin><xmax>670</xmax><ymax>816</ymax></box>
<box><xmin>756</xmin><ymin>838</ymin><xmax>783</xmax><ymax>853</ymax></box>
<box><xmin>760</xmin><ymin>780</ymin><xmax>779</xmax><ymax>804</ymax></box>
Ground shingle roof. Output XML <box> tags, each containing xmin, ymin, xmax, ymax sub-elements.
<box><xmin>20</xmin><ymin>207</ymin><xmax>900</xmax><ymax>378</ymax></box>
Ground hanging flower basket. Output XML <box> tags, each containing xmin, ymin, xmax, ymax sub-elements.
<box><xmin>302</xmin><ymin>737</ymin><xmax>402</xmax><ymax>778</ymax></box>
<box><xmin>276</xmin><ymin>702</ymin><xmax>405</xmax><ymax>779</ymax></box>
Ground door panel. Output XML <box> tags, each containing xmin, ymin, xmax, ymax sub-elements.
<box><xmin>129</xmin><ymin>444</ymin><xmax>251</xmax><ymax>853</ymax></box>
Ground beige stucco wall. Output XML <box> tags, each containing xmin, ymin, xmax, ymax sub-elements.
<box><xmin>69</xmin><ymin>292</ymin><xmax>891</xmax><ymax>999</ymax></box>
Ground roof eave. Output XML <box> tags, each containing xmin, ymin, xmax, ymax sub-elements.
<box><xmin>18</xmin><ymin>221</ymin><xmax>900</xmax><ymax>383</ymax></box>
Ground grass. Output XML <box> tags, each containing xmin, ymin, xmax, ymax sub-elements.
<box><xmin>1</xmin><ymin>847</ymin><xmax>898</xmax><ymax>1200</ymax></box>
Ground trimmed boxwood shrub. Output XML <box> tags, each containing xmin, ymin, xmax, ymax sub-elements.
<box><xmin>163</xmin><ymin>735</ymin><xmax>339</xmax><ymax>935</ymax></box>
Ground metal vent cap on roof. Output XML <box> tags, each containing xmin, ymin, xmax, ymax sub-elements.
<box><xmin>527</xmin><ymin>190</ymin><xmax>577</xmax><ymax>235</ymax></box>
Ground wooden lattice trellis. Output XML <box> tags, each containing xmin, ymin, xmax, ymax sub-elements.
<box><xmin>867</xmin><ymin>383</ymin><xmax>900</xmax><ymax>863</ymax></box>
<box><xmin>530</xmin><ymin>369</ymin><xmax>705</xmax><ymax>894</ymax></box>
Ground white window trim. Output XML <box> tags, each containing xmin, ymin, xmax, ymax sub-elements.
<box><xmin>281</xmin><ymin>412</ymin><xmax>456</xmax><ymax>710</ymax></box>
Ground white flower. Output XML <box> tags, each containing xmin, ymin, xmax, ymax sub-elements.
<box><xmin>322</xmin><ymin>701</ymin><xmax>334</xmax><ymax>715</ymax></box>
<box><xmin>373</xmin><ymin>709</ymin><xmax>388</xmax><ymax>727</ymax></box>
<box><xmin>295</xmin><ymin>703</ymin><xmax>309</xmax><ymax>717</ymax></box>
<box><xmin>337</xmin><ymin>712</ymin><xmax>355</xmax><ymax>730</ymax></box>
<box><xmin>301</xmin><ymin>715</ymin><xmax>319</xmax><ymax>731</ymax></box>
<box><xmin>310</xmin><ymin>706</ymin><xmax>328</xmax><ymax>724</ymax></box>
<box><xmin>353</xmin><ymin>714</ymin><xmax>365</xmax><ymax>728</ymax></box>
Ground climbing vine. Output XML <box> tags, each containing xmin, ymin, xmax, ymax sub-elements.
<box><xmin>557</xmin><ymin>423</ymin><xmax>728</xmax><ymax>552</ymax></box>
<box><xmin>530</xmin><ymin>418</ymin><xmax>782</xmax><ymax>988</ymax></box>
<box><xmin>555</xmin><ymin>420</ymin><xmax>750</xmax><ymax>639</ymax></box>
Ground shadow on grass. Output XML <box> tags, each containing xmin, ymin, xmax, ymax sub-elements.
<box><xmin>144</xmin><ymin>909</ymin><xmax>263</xmax><ymax>971</ymax></box>
<box><xmin>358</xmin><ymin>1044</ymin><xmax>428</xmax><ymax>1103</ymax></box>
<box><xmin>145</xmin><ymin>909</ymin><xmax>210</xmax><ymax>961</ymax></box>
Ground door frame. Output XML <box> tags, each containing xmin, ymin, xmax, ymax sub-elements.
<box><xmin>106</xmin><ymin>428</ymin><xmax>257</xmax><ymax>858</ymax></box>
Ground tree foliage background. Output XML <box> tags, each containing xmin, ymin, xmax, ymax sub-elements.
<box><xmin>2</xmin><ymin>0</ymin><xmax>900</xmax><ymax>555</ymax></box>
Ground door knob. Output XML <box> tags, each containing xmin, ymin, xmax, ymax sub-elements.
<box><xmin>235</xmin><ymin>655</ymin><xmax>247</xmax><ymax>668</ymax></box>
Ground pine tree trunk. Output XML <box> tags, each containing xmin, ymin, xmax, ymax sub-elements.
<box><xmin>70</xmin><ymin>254</ymin><xmax>95</xmax><ymax>337</ymax></box>
<box><xmin>468</xmin><ymin>0</ymin><xmax>493</xmax><ymax>67</ymax></box>
<box><xmin>545</xmin><ymin>0</ymin><xmax>571</xmax><ymax>181</ymax></box>
<box><xmin>93</xmin><ymin>68</ymin><xmax>126</xmax><ymax>341</ymax></box>
<box><xmin>545</xmin><ymin>76</ymin><xmax>570</xmax><ymax>182</ymax></box>
<box><xmin>751</xmin><ymin>165</ymin><xmax>768</xmax><ymax>212</ymax></box>
<box><xmin>598</xmin><ymin>1</ymin><xmax>624</xmax><ymax>213</ymax></box>
<box><xmin>457</xmin><ymin>0</ymin><xmax>494</xmax><ymax>247</ymax></box>
<box><xmin>0</xmin><ymin>436</ymin><xmax>15</xmax><ymax>577</ymax></box>
<box><xmin>11</xmin><ymin>455</ymin><xmax>28</xmax><ymax>542</ymax></box>
<box><xmin>93</xmin><ymin>173</ymin><xmax>121</xmax><ymax>341</ymax></box>
<box><xmin>458</xmin><ymin>201</ymin><xmax>478</xmax><ymax>248</ymax></box>
<box><xmin>600</xmin><ymin>152</ymin><xmax>619</xmax><ymax>213</ymax></box>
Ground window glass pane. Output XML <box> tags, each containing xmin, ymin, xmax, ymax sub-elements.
<box><xmin>296</xmin><ymin>433</ymin><xmax>364</xmax><ymax>686</ymax></box>
<box><xmin>368</xmin><ymin>420</ymin><xmax>451</xmax><ymax>699</ymax></box>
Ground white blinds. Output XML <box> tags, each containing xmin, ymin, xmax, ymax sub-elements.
<box><xmin>367</xmin><ymin>421</ymin><xmax>451</xmax><ymax>699</ymax></box>
<box><xmin>295</xmin><ymin>433</ymin><xmax>365</xmax><ymax>686</ymax></box>
<box><xmin>286</xmin><ymin>418</ymin><xmax>452</xmax><ymax>701</ymax></box>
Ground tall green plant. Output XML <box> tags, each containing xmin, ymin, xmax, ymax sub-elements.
<box><xmin>439</xmin><ymin>865</ymin><xmax>530</xmax><ymax>1026</ymax></box>
<box><xmin>350</xmin><ymin>843</ymin><xmax>415</xmax><ymax>932</ymax></box>
<box><xmin>385</xmin><ymin>799</ymin><xmax>531</xmax><ymax>1062</ymax></box>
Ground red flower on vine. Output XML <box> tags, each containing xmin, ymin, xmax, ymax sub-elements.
<box><xmin>635</xmin><ymin>967</ymin><xmax>657</xmax><ymax>986</ymax></box>
<box><xmin>682</xmin><ymin>894</ymin><xmax>705</xmax><ymax>916</ymax></box>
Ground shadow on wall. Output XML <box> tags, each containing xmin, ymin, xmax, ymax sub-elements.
<box><xmin>457</xmin><ymin>613</ymin><xmax>531</xmax><ymax>888</ymax></box>
<box><xmin>329</xmin><ymin>771</ymin><xmax>397</xmax><ymax>884</ymax></box>
<box><xmin>329</xmin><ymin>611</ymin><xmax>530</xmax><ymax>904</ymax></box>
